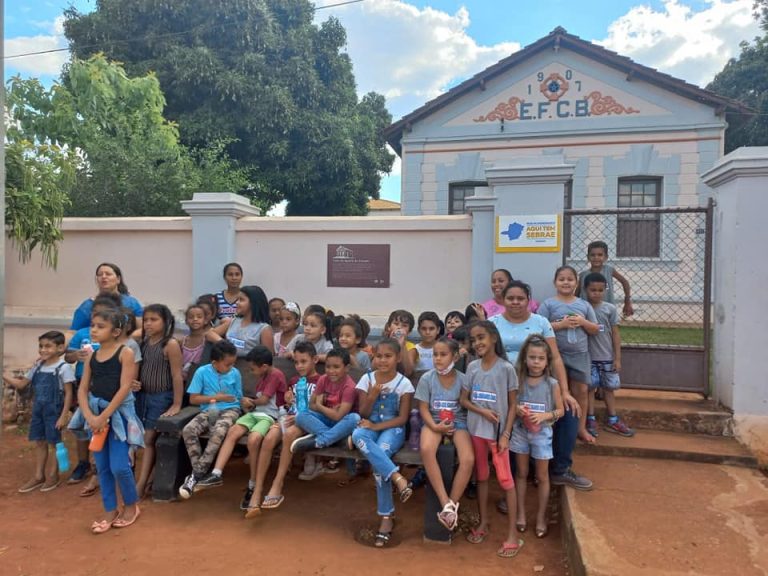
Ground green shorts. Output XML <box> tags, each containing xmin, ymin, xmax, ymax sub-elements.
<box><xmin>235</xmin><ymin>412</ymin><xmax>275</xmax><ymax>436</ymax></box>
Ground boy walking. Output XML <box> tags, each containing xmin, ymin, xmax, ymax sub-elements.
<box><xmin>4</xmin><ymin>331</ymin><xmax>75</xmax><ymax>492</ymax></box>
<box><xmin>577</xmin><ymin>241</ymin><xmax>634</xmax><ymax>317</ymax></box>
<box><xmin>583</xmin><ymin>273</ymin><xmax>634</xmax><ymax>437</ymax></box>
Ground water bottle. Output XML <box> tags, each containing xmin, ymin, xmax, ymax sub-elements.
<box><xmin>55</xmin><ymin>442</ymin><xmax>70</xmax><ymax>472</ymax></box>
<box><xmin>408</xmin><ymin>409</ymin><xmax>422</xmax><ymax>450</ymax></box>
<box><xmin>81</xmin><ymin>338</ymin><xmax>92</xmax><ymax>353</ymax></box>
<box><xmin>278</xmin><ymin>406</ymin><xmax>290</xmax><ymax>434</ymax></box>
<box><xmin>207</xmin><ymin>399</ymin><xmax>219</xmax><ymax>428</ymax></box>
<box><xmin>566</xmin><ymin>314</ymin><xmax>578</xmax><ymax>344</ymax></box>
<box><xmin>296</xmin><ymin>377</ymin><xmax>309</xmax><ymax>413</ymax></box>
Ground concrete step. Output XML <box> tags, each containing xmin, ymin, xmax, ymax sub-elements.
<box><xmin>575</xmin><ymin>428</ymin><xmax>757</xmax><ymax>468</ymax></box>
<box><xmin>561</xmin><ymin>455</ymin><xmax>768</xmax><ymax>576</ymax></box>
<box><xmin>593</xmin><ymin>389</ymin><xmax>733</xmax><ymax>436</ymax></box>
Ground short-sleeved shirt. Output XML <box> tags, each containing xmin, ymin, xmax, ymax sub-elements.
<box><xmin>226</xmin><ymin>318</ymin><xmax>268</xmax><ymax>357</ymax></box>
<box><xmin>354</xmin><ymin>350</ymin><xmax>372</xmax><ymax>371</ymax></box>
<box><xmin>514</xmin><ymin>376</ymin><xmax>558</xmax><ymax>431</ymax></box>
<box><xmin>415</xmin><ymin>369</ymin><xmax>468</xmax><ymax>425</ymax></box>
<box><xmin>291</xmin><ymin>335</ymin><xmax>333</xmax><ymax>355</ymax></box>
<box><xmin>490</xmin><ymin>314</ymin><xmax>555</xmax><ymax>365</ymax></box>
<box><xmin>286</xmin><ymin>373</ymin><xmax>321</xmax><ymax>408</ymax></box>
<box><xmin>186</xmin><ymin>363</ymin><xmax>243</xmax><ymax>412</ymax></box>
<box><xmin>537</xmin><ymin>298</ymin><xmax>597</xmax><ymax>355</ymax></box>
<box><xmin>355</xmin><ymin>371</ymin><xmax>414</xmax><ymax>399</ymax></box>
<box><xmin>589</xmin><ymin>301</ymin><xmax>620</xmax><ymax>362</ymax></box>
<box><xmin>482</xmin><ymin>298</ymin><xmax>539</xmax><ymax>317</ymax></box>
<box><xmin>579</xmin><ymin>265</ymin><xmax>616</xmax><ymax>304</ymax></box>
<box><xmin>70</xmin><ymin>294</ymin><xmax>143</xmax><ymax>331</ymax></box>
<box><xmin>463</xmin><ymin>358</ymin><xmax>518</xmax><ymax>440</ymax></box>
<box><xmin>248</xmin><ymin>367</ymin><xmax>286</xmax><ymax>419</ymax></box>
<box><xmin>274</xmin><ymin>331</ymin><xmax>301</xmax><ymax>356</ymax></box>
<box><xmin>26</xmin><ymin>360</ymin><xmax>76</xmax><ymax>390</ymax></box>
<box><xmin>313</xmin><ymin>374</ymin><xmax>357</xmax><ymax>409</ymax></box>
<box><xmin>414</xmin><ymin>344</ymin><xmax>434</xmax><ymax>372</ymax></box>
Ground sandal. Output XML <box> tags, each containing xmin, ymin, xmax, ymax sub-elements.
<box><xmin>535</xmin><ymin>526</ymin><xmax>548</xmax><ymax>538</ymax></box>
<box><xmin>516</xmin><ymin>521</ymin><xmax>527</xmax><ymax>533</ymax></box>
<box><xmin>261</xmin><ymin>494</ymin><xmax>284</xmax><ymax>509</ymax></box>
<box><xmin>393</xmin><ymin>475</ymin><xmax>413</xmax><ymax>503</ymax></box>
<box><xmin>374</xmin><ymin>516</ymin><xmax>395</xmax><ymax>548</ymax></box>
<box><xmin>466</xmin><ymin>526</ymin><xmax>489</xmax><ymax>544</ymax></box>
<box><xmin>79</xmin><ymin>483</ymin><xmax>99</xmax><ymax>497</ymax></box>
<box><xmin>497</xmin><ymin>538</ymin><xmax>524</xmax><ymax>558</ymax></box>
<box><xmin>91</xmin><ymin>512</ymin><xmax>119</xmax><ymax>535</ymax></box>
<box><xmin>244</xmin><ymin>506</ymin><xmax>261</xmax><ymax>519</ymax></box>
<box><xmin>112</xmin><ymin>506</ymin><xmax>140</xmax><ymax>529</ymax></box>
<box><xmin>437</xmin><ymin>501</ymin><xmax>459</xmax><ymax>531</ymax></box>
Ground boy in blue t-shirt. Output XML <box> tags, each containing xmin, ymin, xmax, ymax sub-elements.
<box><xmin>179</xmin><ymin>340</ymin><xmax>243</xmax><ymax>499</ymax></box>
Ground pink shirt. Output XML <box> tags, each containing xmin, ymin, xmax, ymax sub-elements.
<box><xmin>482</xmin><ymin>297</ymin><xmax>539</xmax><ymax>317</ymax></box>
<box><xmin>313</xmin><ymin>374</ymin><xmax>357</xmax><ymax>409</ymax></box>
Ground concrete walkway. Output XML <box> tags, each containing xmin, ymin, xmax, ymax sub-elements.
<box><xmin>563</xmin><ymin>455</ymin><xmax>768</xmax><ymax>576</ymax></box>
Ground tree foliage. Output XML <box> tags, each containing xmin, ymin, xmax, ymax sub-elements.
<box><xmin>63</xmin><ymin>0</ymin><xmax>394</xmax><ymax>215</ymax></box>
<box><xmin>8</xmin><ymin>55</ymin><xmax>249</xmax><ymax>217</ymax></box>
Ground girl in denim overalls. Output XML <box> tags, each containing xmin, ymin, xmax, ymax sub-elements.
<box><xmin>352</xmin><ymin>338</ymin><xmax>415</xmax><ymax>547</ymax></box>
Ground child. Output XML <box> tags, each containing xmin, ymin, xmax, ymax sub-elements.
<box><xmin>583</xmin><ymin>273</ymin><xmax>634</xmax><ymax>437</ymax></box>
<box><xmin>78</xmin><ymin>309</ymin><xmax>144</xmax><ymax>533</ymax></box>
<box><xmin>444</xmin><ymin>310</ymin><xmax>467</xmax><ymax>337</ymax></box>
<box><xmin>179</xmin><ymin>340</ymin><xmax>243</xmax><ymax>499</ymax></box>
<box><xmin>384</xmin><ymin>309</ymin><xmax>418</xmax><ymax>377</ymax></box>
<box><xmin>337</xmin><ymin>314</ymin><xmax>372</xmax><ymax>371</ymax></box>
<box><xmin>180</xmin><ymin>304</ymin><xmax>208</xmax><ymax>383</ymax></box>
<box><xmin>351</xmin><ymin>338</ymin><xmax>415</xmax><ymax>548</ymax></box>
<box><xmin>414</xmin><ymin>311</ymin><xmax>444</xmax><ymax>374</ymax></box>
<box><xmin>4</xmin><ymin>331</ymin><xmax>75</xmax><ymax>493</ymax></box>
<box><xmin>196</xmin><ymin>294</ymin><xmax>219</xmax><ymax>328</ymax></box>
<box><xmin>194</xmin><ymin>346</ymin><xmax>286</xmax><ymax>518</ymax></box>
<box><xmin>217</xmin><ymin>262</ymin><xmax>243</xmax><ymax>320</ymax></box>
<box><xmin>537</xmin><ymin>266</ymin><xmax>599</xmax><ymax>445</ymax></box>
<box><xmin>268</xmin><ymin>297</ymin><xmax>286</xmax><ymax>332</ymax></box>
<box><xmin>452</xmin><ymin>325</ymin><xmax>474</xmax><ymax>373</ymax></box>
<box><xmin>511</xmin><ymin>335</ymin><xmax>564</xmax><ymax>539</ymax></box>
<box><xmin>415</xmin><ymin>337</ymin><xmax>474</xmax><ymax>531</ymax></box>
<box><xmin>294</xmin><ymin>309</ymin><xmax>334</xmax><ymax>361</ymax></box>
<box><xmin>460</xmin><ymin>321</ymin><xmax>522</xmax><ymax>558</ymax></box>
<box><xmin>65</xmin><ymin>292</ymin><xmax>122</xmax><ymax>486</ymax></box>
<box><xmin>576</xmin><ymin>241</ymin><xmax>634</xmax><ymax>317</ymax></box>
<box><xmin>274</xmin><ymin>301</ymin><xmax>302</xmax><ymax>357</ymax></box>
<box><xmin>292</xmin><ymin>347</ymin><xmax>361</xmax><ymax>453</ymax></box>
<box><xmin>134</xmin><ymin>304</ymin><xmax>184</xmax><ymax>497</ymax></box>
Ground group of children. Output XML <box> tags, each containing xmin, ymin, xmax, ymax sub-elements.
<box><xmin>5</xmin><ymin>244</ymin><xmax>635</xmax><ymax>558</ymax></box>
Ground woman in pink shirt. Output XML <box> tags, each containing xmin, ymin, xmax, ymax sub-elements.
<box><xmin>480</xmin><ymin>269</ymin><xmax>539</xmax><ymax>319</ymax></box>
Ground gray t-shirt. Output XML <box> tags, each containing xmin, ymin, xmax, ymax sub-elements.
<box><xmin>515</xmin><ymin>376</ymin><xmax>557</xmax><ymax>428</ymax></box>
<box><xmin>124</xmin><ymin>338</ymin><xmax>143</xmax><ymax>363</ymax></box>
<box><xmin>291</xmin><ymin>335</ymin><xmax>333</xmax><ymax>355</ymax></box>
<box><xmin>226</xmin><ymin>318</ymin><xmax>268</xmax><ymax>357</ymax></box>
<box><xmin>355</xmin><ymin>350</ymin><xmax>372</xmax><ymax>371</ymax></box>
<box><xmin>579</xmin><ymin>265</ymin><xmax>616</xmax><ymax>304</ymax></box>
<box><xmin>589</xmin><ymin>301</ymin><xmax>619</xmax><ymax>362</ymax></box>
<box><xmin>463</xmin><ymin>358</ymin><xmax>518</xmax><ymax>441</ymax></box>
<box><xmin>536</xmin><ymin>297</ymin><xmax>597</xmax><ymax>355</ymax></box>
<box><xmin>415</xmin><ymin>369</ymin><xmax>468</xmax><ymax>425</ymax></box>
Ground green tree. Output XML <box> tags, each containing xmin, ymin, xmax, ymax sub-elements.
<box><xmin>63</xmin><ymin>0</ymin><xmax>394</xmax><ymax>215</ymax></box>
<box><xmin>8</xmin><ymin>55</ymin><xmax>249</xmax><ymax>216</ymax></box>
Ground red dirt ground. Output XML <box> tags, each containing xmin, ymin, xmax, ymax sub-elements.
<box><xmin>0</xmin><ymin>429</ymin><xmax>568</xmax><ymax>576</ymax></box>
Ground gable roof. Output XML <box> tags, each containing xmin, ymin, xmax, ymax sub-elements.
<box><xmin>384</xmin><ymin>26</ymin><xmax>752</xmax><ymax>155</ymax></box>
<box><xmin>368</xmin><ymin>198</ymin><xmax>401</xmax><ymax>211</ymax></box>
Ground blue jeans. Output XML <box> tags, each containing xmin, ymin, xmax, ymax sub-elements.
<box><xmin>295</xmin><ymin>410</ymin><xmax>361</xmax><ymax>448</ymax></box>
<box><xmin>551</xmin><ymin>406</ymin><xmax>579</xmax><ymax>476</ymax></box>
<box><xmin>352</xmin><ymin>426</ymin><xmax>405</xmax><ymax>516</ymax></box>
<box><xmin>93</xmin><ymin>417</ymin><xmax>138</xmax><ymax>512</ymax></box>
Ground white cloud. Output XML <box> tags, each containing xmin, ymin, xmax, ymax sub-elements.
<box><xmin>598</xmin><ymin>0</ymin><xmax>761</xmax><ymax>87</ymax></box>
<box><xmin>5</xmin><ymin>16</ymin><xmax>68</xmax><ymax>77</ymax></box>
<box><xmin>316</xmin><ymin>0</ymin><xmax>519</xmax><ymax>119</ymax></box>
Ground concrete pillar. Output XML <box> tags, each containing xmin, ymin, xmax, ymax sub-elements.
<box><xmin>479</xmin><ymin>156</ymin><xmax>575</xmax><ymax>303</ymax></box>
<box><xmin>181</xmin><ymin>193</ymin><xmax>260</xmax><ymax>297</ymax></box>
<box><xmin>466</xmin><ymin>186</ymin><xmax>498</xmax><ymax>301</ymax></box>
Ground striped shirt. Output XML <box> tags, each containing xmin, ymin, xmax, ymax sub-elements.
<box><xmin>216</xmin><ymin>290</ymin><xmax>239</xmax><ymax>320</ymax></box>
<box><xmin>140</xmin><ymin>340</ymin><xmax>173</xmax><ymax>394</ymax></box>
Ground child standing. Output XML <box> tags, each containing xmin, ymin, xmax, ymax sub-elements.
<box><xmin>583</xmin><ymin>273</ymin><xmax>634</xmax><ymax>437</ymax></box>
<box><xmin>337</xmin><ymin>315</ymin><xmax>372</xmax><ymax>371</ymax></box>
<box><xmin>134</xmin><ymin>304</ymin><xmax>184</xmax><ymax>497</ymax></box>
<box><xmin>444</xmin><ymin>311</ymin><xmax>467</xmax><ymax>337</ymax></box>
<box><xmin>179</xmin><ymin>340</ymin><xmax>243</xmax><ymax>499</ymax></box>
<box><xmin>511</xmin><ymin>335</ymin><xmax>564</xmax><ymax>539</ymax></box>
<box><xmin>414</xmin><ymin>311</ymin><xmax>443</xmax><ymax>374</ymax></box>
<box><xmin>268</xmin><ymin>297</ymin><xmax>286</xmax><ymax>332</ymax></box>
<box><xmin>4</xmin><ymin>331</ymin><xmax>75</xmax><ymax>492</ymax></box>
<box><xmin>78</xmin><ymin>309</ymin><xmax>144</xmax><ymax>533</ymax></box>
<box><xmin>415</xmin><ymin>337</ymin><xmax>474</xmax><ymax>531</ymax></box>
<box><xmin>576</xmin><ymin>241</ymin><xmax>634</xmax><ymax>317</ymax></box>
<box><xmin>460</xmin><ymin>321</ymin><xmax>522</xmax><ymax>558</ymax></box>
<box><xmin>537</xmin><ymin>266</ymin><xmax>599</xmax><ymax>445</ymax></box>
<box><xmin>274</xmin><ymin>302</ymin><xmax>302</xmax><ymax>357</ymax></box>
<box><xmin>217</xmin><ymin>262</ymin><xmax>243</xmax><ymax>320</ymax></box>
<box><xmin>352</xmin><ymin>338</ymin><xmax>415</xmax><ymax>548</ymax></box>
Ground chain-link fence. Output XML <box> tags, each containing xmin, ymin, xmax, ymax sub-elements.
<box><xmin>564</xmin><ymin>203</ymin><xmax>712</xmax><ymax>347</ymax></box>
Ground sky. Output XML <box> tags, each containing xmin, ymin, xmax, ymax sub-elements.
<box><xmin>5</xmin><ymin>0</ymin><xmax>763</xmax><ymax>207</ymax></box>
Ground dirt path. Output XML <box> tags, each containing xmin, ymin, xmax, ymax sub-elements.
<box><xmin>0</xmin><ymin>429</ymin><xmax>567</xmax><ymax>575</ymax></box>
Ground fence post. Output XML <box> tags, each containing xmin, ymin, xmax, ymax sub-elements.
<box><xmin>181</xmin><ymin>193</ymin><xmax>261</xmax><ymax>298</ymax></box>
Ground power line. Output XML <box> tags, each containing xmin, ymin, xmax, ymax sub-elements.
<box><xmin>5</xmin><ymin>0</ymin><xmax>367</xmax><ymax>61</ymax></box>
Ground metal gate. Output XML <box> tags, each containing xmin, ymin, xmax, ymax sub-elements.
<box><xmin>563</xmin><ymin>200</ymin><xmax>713</xmax><ymax>394</ymax></box>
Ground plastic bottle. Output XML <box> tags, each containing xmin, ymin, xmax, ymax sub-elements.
<box><xmin>296</xmin><ymin>377</ymin><xmax>309</xmax><ymax>413</ymax></box>
<box><xmin>566</xmin><ymin>314</ymin><xmax>578</xmax><ymax>344</ymax></box>
<box><xmin>278</xmin><ymin>406</ymin><xmax>291</xmax><ymax>434</ymax></box>
<box><xmin>81</xmin><ymin>338</ymin><xmax>93</xmax><ymax>353</ymax></box>
<box><xmin>207</xmin><ymin>398</ymin><xmax>219</xmax><ymax>428</ymax></box>
<box><xmin>408</xmin><ymin>409</ymin><xmax>422</xmax><ymax>450</ymax></box>
<box><xmin>55</xmin><ymin>441</ymin><xmax>70</xmax><ymax>472</ymax></box>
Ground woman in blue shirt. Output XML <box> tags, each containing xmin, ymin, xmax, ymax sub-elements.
<box><xmin>70</xmin><ymin>263</ymin><xmax>143</xmax><ymax>331</ymax></box>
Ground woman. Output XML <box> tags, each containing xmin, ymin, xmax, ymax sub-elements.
<box><xmin>477</xmin><ymin>269</ymin><xmax>539</xmax><ymax>320</ymax></box>
<box><xmin>489</xmin><ymin>281</ymin><xmax>592</xmax><ymax>495</ymax></box>
<box><xmin>70</xmin><ymin>263</ymin><xmax>143</xmax><ymax>331</ymax></box>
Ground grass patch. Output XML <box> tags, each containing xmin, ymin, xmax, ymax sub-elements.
<box><xmin>619</xmin><ymin>325</ymin><xmax>703</xmax><ymax>346</ymax></box>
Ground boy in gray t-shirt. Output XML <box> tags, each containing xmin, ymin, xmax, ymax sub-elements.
<box><xmin>583</xmin><ymin>273</ymin><xmax>634</xmax><ymax>438</ymax></box>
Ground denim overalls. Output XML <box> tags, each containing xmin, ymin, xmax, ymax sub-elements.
<box><xmin>351</xmin><ymin>374</ymin><xmax>406</xmax><ymax>516</ymax></box>
<box><xmin>28</xmin><ymin>362</ymin><xmax>65</xmax><ymax>444</ymax></box>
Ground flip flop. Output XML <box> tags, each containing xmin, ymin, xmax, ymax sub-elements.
<box><xmin>112</xmin><ymin>506</ymin><xmax>141</xmax><ymax>529</ymax></box>
<box><xmin>496</xmin><ymin>538</ymin><xmax>524</xmax><ymax>558</ymax></box>
<box><xmin>261</xmin><ymin>495</ymin><xmax>284</xmax><ymax>509</ymax></box>
<box><xmin>40</xmin><ymin>480</ymin><xmax>61</xmax><ymax>492</ymax></box>
<box><xmin>244</xmin><ymin>506</ymin><xmax>261</xmax><ymax>519</ymax></box>
<box><xmin>466</xmin><ymin>527</ymin><xmax>489</xmax><ymax>544</ymax></box>
<box><xmin>80</xmin><ymin>484</ymin><xmax>99</xmax><ymax>497</ymax></box>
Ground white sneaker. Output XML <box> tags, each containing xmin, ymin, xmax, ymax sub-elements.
<box><xmin>298</xmin><ymin>463</ymin><xmax>327</xmax><ymax>481</ymax></box>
